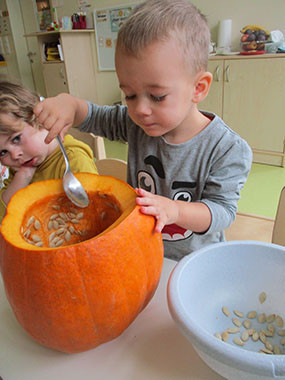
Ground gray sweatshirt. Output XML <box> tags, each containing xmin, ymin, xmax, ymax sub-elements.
<box><xmin>79</xmin><ymin>103</ymin><xmax>252</xmax><ymax>261</ymax></box>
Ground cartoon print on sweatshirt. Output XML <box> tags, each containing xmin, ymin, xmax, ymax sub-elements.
<box><xmin>137</xmin><ymin>155</ymin><xmax>196</xmax><ymax>242</ymax></box>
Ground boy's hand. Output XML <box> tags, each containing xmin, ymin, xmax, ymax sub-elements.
<box><xmin>13</xmin><ymin>166</ymin><xmax>37</xmax><ymax>184</ymax></box>
<box><xmin>135</xmin><ymin>188</ymin><xmax>179</xmax><ymax>233</ymax></box>
<box><xmin>33</xmin><ymin>94</ymin><xmax>81</xmax><ymax>144</ymax></box>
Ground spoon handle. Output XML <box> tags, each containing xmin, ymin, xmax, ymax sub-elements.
<box><xmin>56</xmin><ymin>136</ymin><xmax>69</xmax><ymax>173</ymax></box>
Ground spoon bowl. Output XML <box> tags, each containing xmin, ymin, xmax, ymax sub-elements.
<box><xmin>56</xmin><ymin>136</ymin><xmax>89</xmax><ymax>208</ymax></box>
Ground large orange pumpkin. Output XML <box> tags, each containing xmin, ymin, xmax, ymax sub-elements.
<box><xmin>0</xmin><ymin>173</ymin><xmax>163</xmax><ymax>353</ymax></box>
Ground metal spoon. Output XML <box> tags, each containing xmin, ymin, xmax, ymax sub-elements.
<box><xmin>56</xmin><ymin>136</ymin><xmax>89</xmax><ymax>208</ymax></box>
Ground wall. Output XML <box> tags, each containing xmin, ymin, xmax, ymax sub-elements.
<box><xmin>53</xmin><ymin>0</ymin><xmax>285</xmax><ymax>105</ymax></box>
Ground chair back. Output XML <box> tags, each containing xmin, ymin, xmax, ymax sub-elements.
<box><xmin>272</xmin><ymin>186</ymin><xmax>285</xmax><ymax>246</ymax></box>
<box><xmin>96</xmin><ymin>158</ymin><xmax>127</xmax><ymax>182</ymax></box>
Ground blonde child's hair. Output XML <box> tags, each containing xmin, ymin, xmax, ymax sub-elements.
<box><xmin>116</xmin><ymin>0</ymin><xmax>210</xmax><ymax>74</ymax></box>
<box><xmin>0</xmin><ymin>81</ymin><xmax>40</xmax><ymax>135</ymax></box>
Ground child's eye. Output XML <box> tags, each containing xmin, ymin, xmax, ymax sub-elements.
<box><xmin>0</xmin><ymin>150</ymin><xmax>7</xmax><ymax>157</ymax></box>
<box><xmin>125</xmin><ymin>94</ymin><xmax>136</xmax><ymax>101</ymax></box>
<box><xmin>151</xmin><ymin>95</ymin><xmax>166</xmax><ymax>102</ymax></box>
<box><xmin>12</xmin><ymin>134</ymin><xmax>21</xmax><ymax>144</ymax></box>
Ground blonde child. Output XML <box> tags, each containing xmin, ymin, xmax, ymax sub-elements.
<box><xmin>0</xmin><ymin>81</ymin><xmax>98</xmax><ymax>221</ymax></box>
<box><xmin>34</xmin><ymin>0</ymin><xmax>252</xmax><ymax>260</ymax></box>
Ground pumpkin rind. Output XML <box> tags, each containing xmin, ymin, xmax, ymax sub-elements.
<box><xmin>0</xmin><ymin>173</ymin><xmax>163</xmax><ymax>353</ymax></box>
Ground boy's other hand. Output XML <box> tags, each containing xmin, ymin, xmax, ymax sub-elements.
<box><xmin>33</xmin><ymin>93</ymin><xmax>77</xmax><ymax>144</ymax></box>
<box><xmin>135</xmin><ymin>188</ymin><xmax>179</xmax><ymax>233</ymax></box>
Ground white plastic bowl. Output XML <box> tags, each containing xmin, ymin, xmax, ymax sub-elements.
<box><xmin>167</xmin><ymin>241</ymin><xmax>285</xmax><ymax>380</ymax></box>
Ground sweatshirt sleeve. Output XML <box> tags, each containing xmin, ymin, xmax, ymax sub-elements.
<box><xmin>78</xmin><ymin>102</ymin><xmax>133</xmax><ymax>143</ymax></box>
<box><xmin>201</xmin><ymin>137</ymin><xmax>253</xmax><ymax>233</ymax></box>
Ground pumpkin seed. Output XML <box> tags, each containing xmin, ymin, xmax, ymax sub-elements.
<box><xmin>59</xmin><ymin>212</ymin><xmax>68</xmax><ymax>221</ymax></box>
<box><xmin>267</xmin><ymin>314</ymin><xmax>276</xmax><ymax>323</ymax></box>
<box><xmin>222</xmin><ymin>306</ymin><xmax>230</xmax><ymax>317</ymax></box>
<box><xmin>259</xmin><ymin>291</ymin><xmax>267</xmax><ymax>304</ymax></box>
<box><xmin>20</xmin><ymin>226</ymin><xmax>24</xmax><ymax>233</ymax></box>
<box><xmin>34</xmin><ymin>219</ymin><xmax>41</xmax><ymax>230</ymax></box>
<box><xmin>265</xmin><ymin>341</ymin><xmax>273</xmax><ymax>351</ymax></box>
<box><xmin>243</xmin><ymin>320</ymin><xmax>251</xmax><ymax>329</ymax></box>
<box><xmin>49</xmin><ymin>231</ymin><xmax>56</xmax><ymax>242</ymax></box>
<box><xmin>69</xmin><ymin>225</ymin><xmax>75</xmax><ymax>234</ymax></box>
<box><xmin>71</xmin><ymin>219</ymin><xmax>79</xmax><ymax>224</ymax></box>
<box><xmin>221</xmin><ymin>331</ymin><xmax>229</xmax><ymax>341</ymax></box>
<box><xmin>52</xmin><ymin>205</ymin><xmax>60</xmax><ymax>210</ymax></box>
<box><xmin>55</xmin><ymin>227</ymin><xmax>66</xmax><ymax>235</ymax></box>
<box><xmin>35</xmin><ymin>241</ymin><xmax>43</xmax><ymax>247</ymax></box>
<box><xmin>23</xmin><ymin>229</ymin><xmax>31</xmax><ymax>238</ymax></box>
<box><xmin>247</xmin><ymin>311</ymin><xmax>257</xmax><ymax>319</ymax></box>
<box><xmin>234</xmin><ymin>310</ymin><xmax>244</xmax><ymax>318</ymax></box>
<box><xmin>252</xmin><ymin>332</ymin><xmax>259</xmax><ymax>341</ymax></box>
<box><xmin>260</xmin><ymin>348</ymin><xmax>273</xmax><ymax>354</ymax></box>
<box><xmin>214</xmin><ymin>332</ymin><xmax>222</xmax><ymax>340</ymax></box>
<box><xmin>278</xmin><ymin>329</ymin><xmax>285</xmax><ymax>336</ymax></box>
<box><xmin>48</xmin><ymin>221</ymin><xmax>53</xmax><ymax>230</ymax></box>
<box><xmin>232</xmin><ymin>318</ymin><xmax>242</xmax><ymax>327</ymax></box>
<box><xmin>259</xmin><ymin>332</ymin><xmax>267</xmax><ymax>343</ymax></box>
<box><xmin>258</xmin><ymin>313</ymin><xmax>266</xmax><ymax>324</ymax></box>
<box><xmin>26</xmin><ymin>216</ymin><xmax>35</xmax><ymax>227</ymax></box>
<box><xmin>233</xmin><ymin>337</ymin><xmax>245</xmax><ymax>346</ymax></box>
<box><xmin>31</xmin><ymin>234</ymin><xmax>41</xmax><ymax>242</ymax></box>
<box><xmin>267</xmin><ymin>324</ymin><xmax>275</xmax><ymax>334</ymax></box>
<box><xmin>77</xmin><ymin>212</ymin><xmax>83</xmax><ymax>219</ymax></box>
<box><xmin>100</xmin><ymin>211</ymin><xmax>106</xmax><ymax>220</ymax></box>
<box><xmin>248</xmin><ymin>328</ymin><xmax>256</xmax><ymax>336</ymax></box>
<box><xmin>276</xmin><ymin>315</ymin><xmax>284</xmax><ymax>328</ymax></box>
<box><xmin>50</xmin><ymin>213</ymin><xmax>59</xmax><ymax>220</ymax></box>
<box><xmin>55</xmin><ymin>239</ymin><xmax>64</xmax><ymax>247</ymax></box>
<box><xmin>280</xmin><ymin>337</ymin><xmax>285</xmax><ymax>345</ymax></box>
<box><xmin>241</xmin><ymin>331</ymin><xmax>249</xmax><ymax>342</ymax></box>
<box><xmin>65</xmin><ymin>231</ymin><xmax>71</xmax><ymax>241</ymax></box>
<box><xmin>227</xmin><ymin>327</ymin><xmax>239</xmax><ymax>334</ymax></box>
<box><xmin>53</xmin><ymin>220</ymin><xmax>59</xmax><ymax>229</ymax></box>
<box><xmin>273</xmin><ymin>345</ymin><xmax>282</xmax><ymax>355</ymax></box>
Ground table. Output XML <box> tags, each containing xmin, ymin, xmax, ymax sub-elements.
<box><xmin>0</xmin><ymin>258</ymin><xmax>224</xmax><ymax>380</ymax></box>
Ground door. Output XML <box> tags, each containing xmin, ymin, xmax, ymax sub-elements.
<box><xmin>18</xmin><ymin>0</ymin><xmax>46</xmax><ymax>96</ymax></box>
<box><xmin>42</xmin><ymin>62</ymin><xmax>68</xmax><ymax>96</ymax></box>
<box><xmin>223</xmin><ymin>58</ymin><xmax>285</xmax><ymax>165</ymax></box>
<box><xmin>4</xmin><ymin>0</ymin><xmax>35</xmax><ymax>90</ymax></box>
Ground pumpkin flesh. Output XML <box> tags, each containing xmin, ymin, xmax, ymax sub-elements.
<box><xmin>0</xmin><ymin>173</ymin><xmax>164</xmax><ymax>353</ymax></box>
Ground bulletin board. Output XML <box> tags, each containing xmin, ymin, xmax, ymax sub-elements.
<box><xmin>94</xmin><ymin>4</ymin><xmax>135</xmax><ymax>71</ymax></box>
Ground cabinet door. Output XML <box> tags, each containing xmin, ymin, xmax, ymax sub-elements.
<box><xmin>199</xmin><ymin>60</ymin><xmax>223</xmax><ymax>117</ymax></box>
<box><xmin>223</xmin><ymin>58</ymin><xmax>285</xmax><ymax>164</ymax></box>
<box><xmin>42</xmin><ymin>63</ymin><xmax>69</xmax><ymax>97</ymax></box>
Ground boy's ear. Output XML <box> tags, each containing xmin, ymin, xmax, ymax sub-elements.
<box><xmin>192</xmin><ymin>71</ymin><xmax>213</xmax><ymax>104</ymax></box>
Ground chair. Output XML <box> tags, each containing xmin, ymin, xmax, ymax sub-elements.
<box><xmin>96</xmin><ymin>158</ymin><xmax>127</xmax><ymax>182</ymax></box>
<box><xmin>272</xmin><ymin>186</ymin><xmax>285</xmax><ymax>246</ymax></box>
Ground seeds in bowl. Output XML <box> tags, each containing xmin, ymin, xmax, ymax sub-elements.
<box><xmin>214</xmin><ymin>292</ymin><xmax>285</xmax><ymax>354</ymax></box>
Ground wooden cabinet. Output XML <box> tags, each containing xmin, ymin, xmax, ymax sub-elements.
<box><xmin>200</xmin><ymin>55</ymin><xmax>285</xmax><ymax>167</ymax></box>
<box><xmin>26</xmin><ymin>30</ymin><xmax>98</xmax><ymax>103</ymax></box>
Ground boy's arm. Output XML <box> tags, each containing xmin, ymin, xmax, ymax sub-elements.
<box><xmin>33</xmin><ymin>93</ymin><xmax>89</xmax><ymax>143</ymax></box>
<box><xmin>136</xmin><ymin>188</ymin><xmax>211</xmax><ymax>233</ymax></box>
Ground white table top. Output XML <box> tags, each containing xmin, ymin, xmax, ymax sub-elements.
<box><xmin>0</xmin><ymin>258</ymin><xmax>224</xmax><ymax>380</ymax></box>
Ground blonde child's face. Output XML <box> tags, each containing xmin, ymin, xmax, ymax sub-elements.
<box><xmin>115</xmin><ymin>37</ymin><xmax>200</xmax><ymax>143</ymax></box>
<box><xmin>0</xmin><ymin>115</ymin><xmax>53</xmax><ymax>170</ymax></box>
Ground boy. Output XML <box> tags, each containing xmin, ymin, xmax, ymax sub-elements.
<box><xmin>34</xmin><ymin>0</ymin><xmax>252</xmax><ymax>261</ymax></box>
<box><xmin>0</xmin><ymin>81</ymin><xmax>98</xmax><ymax>222</ymax></box>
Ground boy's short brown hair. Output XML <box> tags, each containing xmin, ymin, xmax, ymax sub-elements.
<box><xmin>0</xmin><ymin>81</ymin><xmax>40</xmax><ymax>134</ymax></box>
<box><xmin>116</xmin><ymin>0</ymin><xmax>210</xmax><ymax>74</ymax></box>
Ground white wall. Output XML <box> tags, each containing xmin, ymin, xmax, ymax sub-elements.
<box><xmin>52</xmin><ymin>0</ymin><xmax>285</xmax><ymax>104</ymax></box>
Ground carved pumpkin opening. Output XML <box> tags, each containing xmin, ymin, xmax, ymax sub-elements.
<box><xmin>21</xmin><ymin>192</ymin><xmax>122</xmax><ymax>248</ymax></box>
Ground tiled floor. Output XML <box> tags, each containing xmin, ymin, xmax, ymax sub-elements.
<box><xmin>225</xmin><ymin>213</ymin><xmax>274</xmax><ymax>243</ymax></box>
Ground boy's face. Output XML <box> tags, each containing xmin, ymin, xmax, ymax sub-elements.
<box><xmin>0</xmin><ymin>116</ymin><xmax>52</xmax><ymax>170</ymax></box>
<box><xmin>115</xmin><ymin>37</ymin><xmax>199</xmax><ymax>143</ymax></box>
